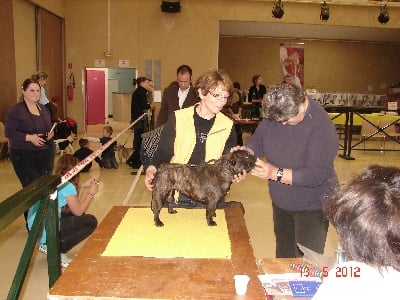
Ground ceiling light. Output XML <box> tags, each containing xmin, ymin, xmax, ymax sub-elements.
<box><xmin>272</xmin><ymin>0</ymin><xmax>284</xmax><ymax>19</ymax></box>
<box><xmin>378</xmin><ymin>5</ymin><xmax>389</xmax><ymax>25</ymax></box>
<box><xmin>161</xmin><ymin>1</ymin><xmax>181</xmax><ymax>13</ymax></box>
<box><xmin>320</xmin><ymin>1</ymin><xmax>329</xmax><ymax>22</ymax></box>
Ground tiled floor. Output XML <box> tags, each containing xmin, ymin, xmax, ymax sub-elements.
<box><xmin>1</xmin><ymin>122</ymin><xmax>400</xmax><ymax>299</ymax></box>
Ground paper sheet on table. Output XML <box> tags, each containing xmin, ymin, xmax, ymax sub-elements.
<box><xmin>258</xmin><ymin>273</ymin><xmax>321</xmax><ymax>296</ymax></box>
<box><xmin>102</xmin><ymin>208</ymin><xmax>231</xmax><ymax>259</ymax></box>
<box><xmin>297</xmin><ymin>243</ymin><xmax>335</xmax><ymax>269</ymax></box>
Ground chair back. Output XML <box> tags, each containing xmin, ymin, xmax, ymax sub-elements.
<box><xmin>378</xmin><ymin>119</ymin><xmax>400</xmax><ymax>137</ymax></box>
<box><xmin>360</xmin><ymin>120</ymin><xmax>379</xmax><ymax>138</ymax></box>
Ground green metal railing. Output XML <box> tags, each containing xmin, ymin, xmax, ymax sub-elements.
<box><xmin>0</xmin><ymin>175</ymin><xmax>61</xmax><ymax>300</ymax></box>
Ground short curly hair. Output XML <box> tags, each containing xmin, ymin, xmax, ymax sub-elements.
<box><xmin>195</xmin><ymin>69</ymin><xmax>232</xmax><ymax>97</ymax></box>
<box><xmin>325</xmin><ymin>165</ymin><xmax>400</xmax><ymax>272</ymax></box>
<box><xmin>262</xmin><ymin>83</ymin><xmax>306</xmax><ymax>122</ymax></box>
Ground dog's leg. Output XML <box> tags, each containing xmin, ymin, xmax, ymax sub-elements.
<box><xmin>166</xmin><ymin>190</ymin><xmax>177</xmax><ymax>214</ymax></box>
<box><xmin>206</xmin><ymin>201</ymin><xmax>218</xmax><ymax>226</ymax></box>
<box><xmin>152</xmin><ymin>191</ymin><xmax>164</xmax><ymax>227</ymax></box>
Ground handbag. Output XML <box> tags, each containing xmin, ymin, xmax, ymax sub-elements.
<box><xmin>140</xmin><ymin>125</ymin><xmax>164</xmax><ymax>168</ymax></box>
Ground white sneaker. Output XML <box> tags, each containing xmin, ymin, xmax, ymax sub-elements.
<box><xmin>39</xmin><ymin>244</ymin><xmax>71</xmax><ymax>267</ymax></box>
<box><xmin>38</xmin><ymin>244</ymin><xmax>47</xmax><ymax>255</ymax></box>
<box><xmin>60</xmin><ymin>253</ymin><xmax>72</xmax><ymax>268</ymax></box>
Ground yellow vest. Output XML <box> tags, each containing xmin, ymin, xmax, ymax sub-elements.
<box><xmin>171</xmin><ymin>106</ymin><xmax>233</xmax><ymax>164</ymax></box>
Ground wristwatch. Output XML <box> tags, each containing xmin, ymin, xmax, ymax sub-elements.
<box><xmin>276</xmin><ymin>168</ymin><xmax>284</xmax><ymax>182</ymax></box>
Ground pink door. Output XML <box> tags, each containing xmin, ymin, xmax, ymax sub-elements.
<box><xmin>86</xmin><ymin>70</ymin><xmax>106</xmax><ymax>125</ymax></box>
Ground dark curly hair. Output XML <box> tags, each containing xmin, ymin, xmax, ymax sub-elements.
<box><xmin>325</xmin><ymin>164</ymin><xmax>400</xmax><ymax>272</ymax></box>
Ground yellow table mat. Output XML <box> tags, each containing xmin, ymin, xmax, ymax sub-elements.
<box><xmin>102</xmin><ymin>208</ymin><xmax>231</xmax><ymax>259</ymax></box>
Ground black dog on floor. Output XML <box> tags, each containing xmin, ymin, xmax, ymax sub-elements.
<box><xmin>151</xmin><ymin>150</ymin><xmax>256</xmax><ymax>227</ymax></box>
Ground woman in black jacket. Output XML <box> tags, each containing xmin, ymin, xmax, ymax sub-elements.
<box><xmin>128</xmin><ymin>77</ymin><xmax>150</xmax><ymax>168</ymax></box>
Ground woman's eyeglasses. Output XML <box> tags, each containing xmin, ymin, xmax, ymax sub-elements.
<box><xmin>208</xmin><ymin>90</ymin><xmax>229</xmax><ymax>101</ymax></box>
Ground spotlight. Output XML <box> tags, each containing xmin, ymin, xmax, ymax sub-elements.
<box><xmin>272</xmin><ymin>0</ymin><xmax>284</xmax><ymax>19</ymax></box>
<box><xmin>320</xmin><ymin>1</ymin><xmax>329</xmax><ymax>22</ymax></box>
<box><xmin>161</xmin><ymin>1</ymin><xmax>181</xmax><ymax>13</ymax></box>
<box><xmin>378</xmin><ymin>5</ymin><xmax>389</xmax><ymax>24</ymax></box>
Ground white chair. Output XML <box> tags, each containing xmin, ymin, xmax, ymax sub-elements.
<box><xmin>360</xmin><ymin>120</ymin><xmax>385</xmax><ymax>152</ymax></box>
<box><xmin>378</xmin><ymin>119</ymin><xmax>400</xmax><ymax>151</ymax></box>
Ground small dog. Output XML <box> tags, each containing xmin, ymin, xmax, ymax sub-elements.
<box><xmin>117</xmin><ymin>144</ymin><xmax>134</xmax><ymax>163</ymax></box>
<box><xmin>151</xmin><ymin>150</ymin><xmax>256</xmax><ymax>227</ymax></box>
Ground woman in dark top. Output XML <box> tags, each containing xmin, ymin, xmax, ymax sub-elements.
<box><xmin>5</xmin><ymin>78</ymin><xmax>54</xmax><ymax>228</ymax></box>
<box><xmin>128</xmin><ymin>77</ymin><xmax>151</xmax><ymax>168</ymax></box>
<box><xmin>247</xmin><ymin>75</ymin><xmax>267</xmax><ymax>119</ymax></box>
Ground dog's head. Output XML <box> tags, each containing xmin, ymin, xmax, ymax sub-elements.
<box><xmin>219</xmin><ymin>150</ymin><xmax>256</xmax><ymax>175</ymax></box>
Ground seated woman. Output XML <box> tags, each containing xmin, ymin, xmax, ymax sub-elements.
<box><xmin>313</xmin><ymin>165</ymin><xmax>400</xmax><ymax>299</ymax></box>
<box><xmin>28</xmin><ymin>154</ymin><xmax>98</xmax><ymax>268</ymax></box>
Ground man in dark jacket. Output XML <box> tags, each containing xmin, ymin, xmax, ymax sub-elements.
<box><xmin>156</xmin><ymin>65</ymin><xmax>198</xmax><ymax>128</ymax></box>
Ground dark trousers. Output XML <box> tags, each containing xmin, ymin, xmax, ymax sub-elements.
<box><xmin>272</xmin><ymin>202</ymin><xmax>328</xmax><ymax>258</ymax></box>
<box><xmin>174</xmin><ymin>194</ymin><xmax>226</xmax><ymax>208</ymax></box>
<box><xmin>60</xmin><ymin>212</ymin><xmax>98</xmax><ymax>253</ymax></box>
<box><xmin>128</xmin><ymin>120</ymin><xmax>145</xmax><ymax>167</ymax></box>
<box><xmin>10</xmin><ymin>148</ymin><xmax>52</xmax><ymax>228</ymax></box>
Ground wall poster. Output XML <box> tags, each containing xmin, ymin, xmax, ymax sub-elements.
<box><xmin>280</xmin><ymin>44</ymin><xmax>304</xmax><ymax>88</ymax></box>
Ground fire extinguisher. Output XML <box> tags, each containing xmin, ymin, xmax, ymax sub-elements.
<box><xmin>67</xmin><ymin>73</ymin><xmax>75</xmax><ymax>101</ymax></box>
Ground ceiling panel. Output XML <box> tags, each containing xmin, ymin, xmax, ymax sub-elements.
<box><xmin>219</xmin><ymin>21</ymin><xmax>400</xmax><ymax>43</ymax></box>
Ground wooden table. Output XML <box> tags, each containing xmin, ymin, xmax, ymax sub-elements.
<box><xmin>48</xmin><ymin>206</ymin><xmax>265</xmax><ymax>299</ymax></box>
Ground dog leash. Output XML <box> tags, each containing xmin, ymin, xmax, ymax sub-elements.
<box><xmin>121</xmin><ymin>132</ymin><xmax>131</xmax><ymax>147</ymax></box>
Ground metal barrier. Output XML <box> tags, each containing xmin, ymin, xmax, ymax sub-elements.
<box><xmin>0</xmin><ymin>114</ymin><xmax>147</xmax><ymax>299</ymax></box>
<box><xmin>0</xmin><ymin>175</ymin><xmax>61</xmax><ymax>300</ymax></box>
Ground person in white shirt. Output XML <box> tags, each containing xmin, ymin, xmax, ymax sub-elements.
<box><xmin>313</xmin><ymin>165</ymin><xmax>400</xmax><ymax>300</ymax></box>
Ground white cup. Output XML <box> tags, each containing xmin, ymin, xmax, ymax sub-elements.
<box><xmin>234</xmin><ymin>274</ymin><xmax>250</xmax><ymax>296</ymax></box>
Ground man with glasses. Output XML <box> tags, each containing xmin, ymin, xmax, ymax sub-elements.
<box><xmin>156</xmin><ymin>65</ymin><xmax>198</xmax><ymax>128</ymax></box>
<box><xmin>145</xmin><ymin>69</ymin><xmax>243</xmax><ymax>209</ymax></box>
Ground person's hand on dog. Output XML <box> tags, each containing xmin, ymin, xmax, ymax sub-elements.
<box><xmin>230</xmin><ymin>145</ymin><xmax>254</xmax><ymax>155</ymax></box>
<box><xmin>230</xmin><ymin>146</ymin><xmax>254</xmax><ymax>182</ymax></box>
<box><xmin>145</xmin><ymin>165</ymin><xmax>157</xmax><ymax>191</ymax></box>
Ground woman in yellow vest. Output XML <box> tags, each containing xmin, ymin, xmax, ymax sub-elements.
<box><xmin>144</xmin><ymin>69</ymin><xmax>239</xmax><ymax>208</ymax></box>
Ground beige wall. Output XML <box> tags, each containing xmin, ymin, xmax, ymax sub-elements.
<box><xmin>219</xmin><ymin>37</ymin><xmax>400</xmax><ymax>94</ymax></box>
<box><xmin>62</xmin><ymin>0</ymin><xmax>400</xmax><ymax>130</ymax></box>
<box><xmin>6</xmin><ymin>0</ymin><xmax>400</xmax><ymax>127</ymax></box>
<box><xmin>13</xmin><ymin>0</ymin><xmax>36</xmax><ymax>97</ymax></box>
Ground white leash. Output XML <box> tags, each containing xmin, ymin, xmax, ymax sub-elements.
<box><xmin>122</xmin><ymin>165</ymin><xmax>144</xmax><ymax>206</ymax></box>
<box><xmin>59</xmin><ymin>113</ymin><xmax>147</xmax><ymax>187</ymax></box>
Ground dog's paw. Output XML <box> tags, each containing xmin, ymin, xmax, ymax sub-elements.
<box><xmin>168</xmin><ymin>209</ymin><xmax>177</xmax><ymax>214</ymax></box>
<box><xmin>207</xmin><ymin>219</ymin><xmax>217</xmax><ymax>226</ymax></box>
<box><xmin>155</xmin><ymin>220</ymin><xmax>164</xmax><ymax>227</ymax></box>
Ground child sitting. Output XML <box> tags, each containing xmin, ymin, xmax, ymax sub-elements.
<box><xmin>87</xmin><ymin>125</ymin><xmax>118</xmax><ymax>169</ymax></box>
<box><xmin>27</xmin><ymin>154</ymin><xmax>99</xmax><ymax>268</ymax></box>
<box><xmin>73</xmin><ymin>138</ymin><xmax>103</xmax><ymax>172</ymax></box>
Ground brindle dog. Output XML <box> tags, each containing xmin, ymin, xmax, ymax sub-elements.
<box><xmin>151</xmin><ymin>150</ymin><xmax>256</xmax><ymax>227</ymax></box>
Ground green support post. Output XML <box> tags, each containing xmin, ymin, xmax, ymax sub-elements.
<box><xmin>45</xmin><ymin>193</ymin><xmax>61</xmax><ymax>286</ymax></box>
